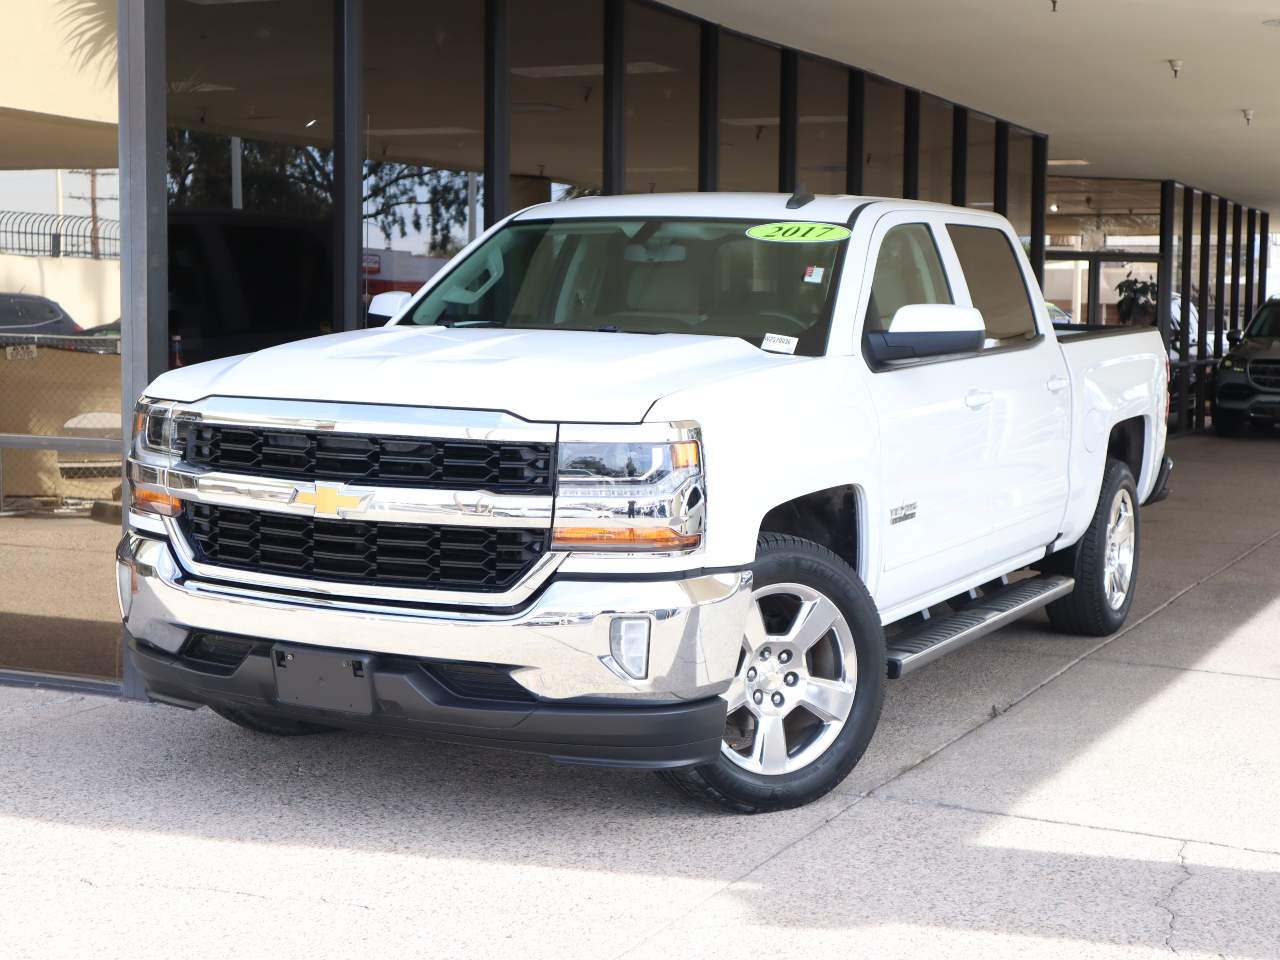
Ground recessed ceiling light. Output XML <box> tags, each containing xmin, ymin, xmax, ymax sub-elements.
<box><xmin>1047</xmin><ymin>159</ymin><xmax>1090</xmax><ymax>166</ymax></box>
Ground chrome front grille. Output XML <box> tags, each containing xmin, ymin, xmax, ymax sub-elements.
<box><xmin>182</xmin><ymin>423</ymin><xmax>554</xmax><ymax>494</ymax></box>
<box><xmin>1249</xmin><ymin>359</ymin><xmax>1280</xmax><ymax>392</ymax></box>
<box><xmin>182</xmin><ymin>502</ymin><xmax>549</xmax><ymax>592</ymax></box>
<box><xmin>146</xmin><ymin>398</ymin><xmax>562</xmax><ymax>603</ymax></box>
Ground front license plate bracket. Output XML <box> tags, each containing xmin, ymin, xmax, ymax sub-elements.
<box><xmin>272</xmin><ymin>645</ymin><xmax>376</xmax><ymax>715</ymax></box>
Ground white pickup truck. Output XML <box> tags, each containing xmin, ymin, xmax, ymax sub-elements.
<box><xmin>118</xmin><ymin>193</ymin><xmax>1170</xmax><ymax>812</ymax></box>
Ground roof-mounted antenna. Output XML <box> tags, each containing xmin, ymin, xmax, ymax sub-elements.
<box><xmin>786</xmin><ymin>185</ymin><xmax>816</xmax><ymax>210</ymax></box>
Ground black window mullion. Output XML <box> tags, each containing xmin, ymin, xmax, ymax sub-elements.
<box><xmin>1178</xmin><ymin>185</ymin><xmax>1194</xmax><ymax>433</ymax></box>
<box><xmin>483</xmin><ymin>0</ymin><xmax>510</xmax><ymax>222</ymax></box>
<box><xmin>698</xmin><ymin>22</ymin><xmax>720</xmax><ymax>192</ymax></box>
<box><xmin>846</xmin><ymin>69</ymin><xmax>864</xmax><ymax>195</ymax></box>
<box><xmin>1214</xmin><ymin>197</ymin><xmax>1227</xmax><ymax>358</ymax></box>
<box><xmin>950</xmin><ymin>107</ymin><xmax>968</xmax><ymax>207</ymax></box>
<box><xmin>1230</xmin><ymin>203</ymin><xmax>1243</xmax><ymax>330</ymax></box>
<box><xmin>602</xmin><ymin>0</ymin><xmax>625</xmax><ymax>195</ymax></box>
<box><xmin>1259</xmin><ymin>212</ymin><xmax>1270</xmax><ymax>304</ymax></box>
<box><xmin>1030</xmin><ymin>134</ymin><xmax>1047</xmax><ymax>287</ymax></box>
<box><xmin>1156</xmin><ymin>180</ymin><xmax>1175</xmax><ymax>350</ymax></box>
<box><xmin>333</xmin><ymin>0</ymin><xmax>363</xmax><ymax>332</ymax></box>
<box><xmin>902</xmin><ymin>89</ymin><xmax>920</xmax><ymax>200</ymax></box>
<box><xmin>993</xmin><ymin>120</ymin><xmax>1009</xmax><ymax>216</ymax></box>
<box><xmin>1196</xmin><ymin>193</ymin><xmax>1212</xmax><ymax>430</ymax></box>
<box><xmin>778</xmin><ymin>50</ymin><xmax>798</xmax><ymax>193</ymax></box>
<box><xmin>1245</xmin><ymin>208</ymin><xmax>1257</xmax><ymax>323</ymax></box>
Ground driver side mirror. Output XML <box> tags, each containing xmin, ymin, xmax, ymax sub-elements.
<box><xmin>367</xmin><ymin>290</ymin><xmax>412</xmax><ymax>327</ymax></box>
<box><xmin>866</xmin><ymin>304</ymin><xmax>985</xmax><ymax>364</ymax></box>
<box><xmin>1227</xmin><ymin>329</ymin><xmax>1243</xmax><ymax>347</ymax></box>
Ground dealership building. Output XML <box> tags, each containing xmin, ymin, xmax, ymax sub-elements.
<box><xmin>0</xmin><ymin>0</ymin><xmax>1277</xmax><ymax>691</ymax></box>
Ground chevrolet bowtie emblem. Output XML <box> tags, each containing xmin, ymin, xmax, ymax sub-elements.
<box><xmin>292</xmin><ymin>484</ymin><xmax>366</xmax><ymax>517</ymax></box>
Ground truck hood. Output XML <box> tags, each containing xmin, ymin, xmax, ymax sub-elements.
<box><xmin>146</xmin><ymin>325</ymin><xmax>792</xmax><ymax>423</ymax></box>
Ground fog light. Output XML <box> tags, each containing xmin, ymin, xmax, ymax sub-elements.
<box><xmin>609</xmin><ymin>617</ymin><xmax>651</xmax><ymax>679</ymax></box>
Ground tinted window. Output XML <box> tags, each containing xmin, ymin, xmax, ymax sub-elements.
<box><xmin>947</xmin><ymin>225</ymin><xmax>1038</xmax><ymax>345</ymax></box>
<box><xmin>864</xmin><ymin>224</ymin><xmax>952</xmax><ymax>333</ymax></box>
<box><xmin>406</xmin><ymin>218</ymin><xmax>848</xmax><ymax>357</ymax></box>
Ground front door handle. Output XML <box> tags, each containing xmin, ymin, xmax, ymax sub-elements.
<box><xmin>965</xmin><ymin>388</ymin><xmax>993</xmax><ymax>410</ymax></box>
<box><xmin>1047</xmin><ymin>375</ymin><xmax>1070</xmax><ymax>393</ymax></box>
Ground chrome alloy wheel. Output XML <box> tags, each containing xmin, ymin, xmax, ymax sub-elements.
<box><xmin>721</xmin><ymin>582</ymin><xmax>858</xmax><ymax>776</ymax></box>
<box><xmin>1104</xmin><ymin>487</ymin><xmax>1136</xmax><ymax>610</ymax></box>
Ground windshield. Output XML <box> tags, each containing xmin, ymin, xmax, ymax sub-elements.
<box><xmin>1245</xmin><ymin>301</ymin><xmax>1280</xmax><ymax>338</ymax></box>
<box><xmin>402</xmin><ymin>217</ymin><xmax>849</xmax><ymax>356</ymax></box>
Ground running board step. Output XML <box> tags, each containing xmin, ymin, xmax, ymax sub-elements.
<box><xmin>885</xmin><ymin>575</ymin><xmax>1075</xmax><ymax>679</ymax></box>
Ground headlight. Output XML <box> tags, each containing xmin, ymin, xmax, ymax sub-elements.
<box><xmin>552</xmin><ymin>423</ymin><xmax>705</xmax><ymax>554</ymax></box>
<box><xmin>1223</xmin><ymin>358</ymin><xmax>1234</xmax><ymax>369</ymax></box>
<box><xmin>132</xmin><ymin>397</ymin><xmax>183</xmax><ymax>458</ymax></box>
<box><xmin>129</xmin><ymin>397</ymin><xmax>183</xmax><ymax>516</ymax></box>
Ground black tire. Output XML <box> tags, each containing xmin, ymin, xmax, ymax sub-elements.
<box><xmin>657</xmin><ymin>534</ymin><xmax>885</xmax><ymax>813</ymax></box>
<box><xmin>1213</xmin><ymin>406</ymin><xmax>1245</xmax><ymax>437</ymax></box>
<box><xmin>210</xmin><ymin>704</ymin><xmax>336</xmax><ymax>737</ymax></box>
<box><xmin>1044</xmin><ymin>458</ymin><xmax>1139</xmax><ymax>636</ymax></box>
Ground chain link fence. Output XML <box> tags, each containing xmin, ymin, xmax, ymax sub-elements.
<box><xmin>1</xmin><ymin>331</ymin><xmax>123</xmax><ymax>512</ymax></box>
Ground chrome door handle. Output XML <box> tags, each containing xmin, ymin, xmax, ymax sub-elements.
<box><xmin>1047</xmin><ymin>375</ymin><xmax>1070</xmax><ymax>393</ymax></box>
<box><xmin>964</xmin><ymin>389</ymin><xmax>993</xmax><ymax>410</ymax></box>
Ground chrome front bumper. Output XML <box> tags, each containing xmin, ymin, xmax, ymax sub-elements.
<box><xmin>116</xmin><ymin>532</ymin><xmax>752</xmax><ymax>703</ymax></box>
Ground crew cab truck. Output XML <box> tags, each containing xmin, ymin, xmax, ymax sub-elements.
<box><xmin>118</xmin><ymin>193</ymin><xmax>1171</xmax><ymax>812</ymax></box>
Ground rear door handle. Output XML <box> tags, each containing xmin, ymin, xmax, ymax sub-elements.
<box><xmin>964</xmin><ymin>389</ymin><xmax>993</xmax><ymax>410</ymax></box>
<box><xmin>1047</xmin><ymin>375</ymin><xmax>1070</xmax><ymax>393</ymax></box>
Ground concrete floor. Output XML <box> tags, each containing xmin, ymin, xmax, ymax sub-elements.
<box><xmin>1</xmin><ymin>432</ymin><xmax>1278</xmax><ymax>959</ymax></box>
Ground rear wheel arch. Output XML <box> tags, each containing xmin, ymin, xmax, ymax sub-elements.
<box><xmin>1107</xmin><ymin>416</ymin><xmax>1146</xmax><ymax>489</ymax></box>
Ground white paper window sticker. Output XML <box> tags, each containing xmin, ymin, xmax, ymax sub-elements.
<box><xmin>761</xmin><ymin>333</ymin><xmax>798</xmax><ymax>355</ymax></box>
<box><xmin>804</xmin><ymin>265</ymin><xmax>825</xmax><ymax>284</ymax></box>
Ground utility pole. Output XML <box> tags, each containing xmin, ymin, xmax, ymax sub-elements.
<box><xmin>69</xmin><ymin>168</ymin><xmax>120</xmax><ymax>258</ymax></box>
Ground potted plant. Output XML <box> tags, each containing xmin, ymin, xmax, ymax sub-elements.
<box><xmin>1115</xmin><ymin>272</ymin><xmax>1158</xmax><ymax>326</ymax></box>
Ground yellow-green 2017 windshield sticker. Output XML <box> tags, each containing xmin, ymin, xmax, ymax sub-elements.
<box><xmin>746</xmin><ymin>221</ymin><xmax>851</xmax><ymax>243</ymax></box>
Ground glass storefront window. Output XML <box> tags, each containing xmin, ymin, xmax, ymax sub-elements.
<box><xmin>0</xmin><ymin>0</ymin><xmax>124</xmax><ymax>681</ymax></box>
<box><xmin>625</xmin><ymin>2</ymin><xmax>699</xmax><ymax>194</ymax></box>
<box><xmin>362</xmin><ymin>2</ymin><xmax>485</xmax><ymax>319</ymax></box>
<box><xmin>167</xmin><ymin>0</ymin><xmax>336</xmax><ymax>367</ymax></box>
<box><xmin>966</xmin><ymin>113</ymin><xmax>995</xmax><ymax>211</ymax></box>
<box><xmin>863</xmin><ymin>75</ymin><xmax>903</xmax><ymax>197</ymax></box>
<box><xmin>797</xmin><ymin>57</ymin><xmax>847</xmax><ymax>195</ymax></box>
<box><xmin>1007</xmin><ymin>128</ymin><xmax>1033</xmax><ymax>241</ymax></box>
<box><xmin>719</xmin><ymin>33</ymin><xmax>780</xmax><ymax>191</ymax></box>
<box><xmin>510</xmin><ymin>0</ymin><xmax>604</xmax><ymax>204</ymax></box>
<box><xmin>1046</xmin><ymin>178</ymin><xmax>1161</xmax><ymax>253</ymax></box>
<box><xmin>918</xmin><ymin>94</ymin><xmax>952</xmax><ymax>204</ymax></box>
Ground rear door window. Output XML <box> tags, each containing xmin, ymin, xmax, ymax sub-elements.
<box><xmin>946</xmin><ymin>224</ymin><xmax>1038</xmax><ymax>346</ymax></box>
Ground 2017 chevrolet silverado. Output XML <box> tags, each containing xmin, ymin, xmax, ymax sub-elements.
<box><xmin>118</xmin><ymin>193</ymin><xmax>1171</xmax><ymax>812</ymax></box>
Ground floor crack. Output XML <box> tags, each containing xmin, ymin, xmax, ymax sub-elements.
<box><xmin>1156</xmin><ymin>840</ymin><xmax>1192</xmax><ymax>954</ymax></box>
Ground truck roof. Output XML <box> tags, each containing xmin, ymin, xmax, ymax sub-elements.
<box><xmin>511</xmin><ymin>192</ymin><xmax>1002</xmax><ymax>225</ymax></box>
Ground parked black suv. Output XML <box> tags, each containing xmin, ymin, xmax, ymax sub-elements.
<box><xmin>1214</xmin><ymin>299</ymin><xmax>1280</xmax><ymax>435</ymax></box>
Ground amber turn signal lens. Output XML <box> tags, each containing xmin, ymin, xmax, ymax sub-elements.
<box><xmin>551</xmin><ymin>526</ymin><xmax>701</xmax><ymax>551</ymax></box>
<box><xmin>669</xmin><ymin>440</ymin><xmax>700</xmax><ymax>470</ymax></box>
<box><xmin>131</xmin><ymin>485</ymin><xmax>183</xmax><ymax>517</ymax></box>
